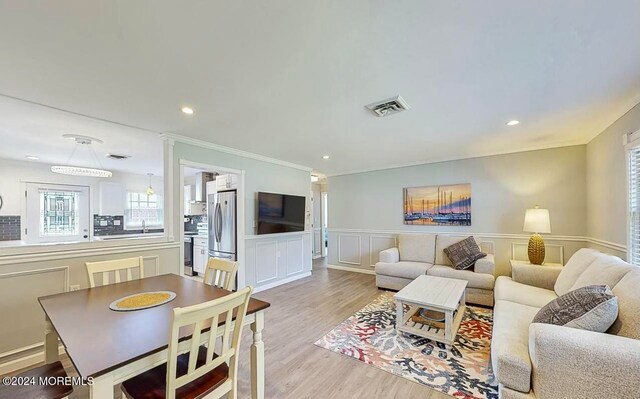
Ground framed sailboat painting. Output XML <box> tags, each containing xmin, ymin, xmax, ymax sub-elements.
<box><xmin>403</xmin><ymin>183</ymin><xmax>471</xmax><ymax>226</ymax></box>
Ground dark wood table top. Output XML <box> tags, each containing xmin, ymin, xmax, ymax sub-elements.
<box><xmin>38</xmin><ymin>274</ymin><xmax>270</xmax><ymax>378</ymax></box>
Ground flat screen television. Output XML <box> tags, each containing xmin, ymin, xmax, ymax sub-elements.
<box><xmin>257</xmin><ymin>192</ymin><xmax>305</xmax><ymax>235</ymax></box>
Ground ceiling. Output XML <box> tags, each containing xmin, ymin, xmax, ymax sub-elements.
<box><xmin>0</xmin><ymin>96</ymin><xmax>164</xmax><ymax>175</ymax></box>
<box><xmin>0</xmin><ymin>1</ymin><xmax>639</xmax><ymax>176</ymax></box>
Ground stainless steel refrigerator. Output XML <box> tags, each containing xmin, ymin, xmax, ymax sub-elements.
<box><xmin>208</xmin><ymin>190</ymin><xmax>237</xmax><ymax>261</ymax></box>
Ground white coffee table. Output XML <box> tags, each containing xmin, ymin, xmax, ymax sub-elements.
<box><xmin>394</xmin><ymin>275</ymin><xmax>467</xmax><ymax>345</ymax></box>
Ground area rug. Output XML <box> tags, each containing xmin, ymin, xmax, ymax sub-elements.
<box><xmin>314</xmin><ymin>292</ymin><xmax>498</xmax><ymax>399</ymax></box>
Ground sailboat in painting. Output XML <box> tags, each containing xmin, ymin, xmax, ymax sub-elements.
<box><xmin>403</xmin><ymin>184</ymin><xmax>471</xmax><ymax>226</ymax></box>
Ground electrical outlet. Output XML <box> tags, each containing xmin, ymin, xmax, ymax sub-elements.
<box><xmin>70</xmin><ymin>284</ymin><xmax>80</xmax><ymax>291</ymax></box>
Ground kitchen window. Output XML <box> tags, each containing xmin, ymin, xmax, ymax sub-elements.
<box><xmin>125</xmin><ymin>192</ymin><xmax>164</xmax><ymax>229</ymax></box>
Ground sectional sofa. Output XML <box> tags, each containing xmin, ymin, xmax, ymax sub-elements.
<box><xmin>492</xmin><ymin>248</ymin><xmax>640</xmax><ymax>398</ymax></box>
<box><xmin>375</xmin><ymin>234</ymin><xmax>495</xmax><ymax>306</ymax></box>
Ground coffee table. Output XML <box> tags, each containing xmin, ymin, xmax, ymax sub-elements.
<box><xmin>394</xmin><ymin>275</ymin><xmax>467</xmax><ymax>345</ymax></box>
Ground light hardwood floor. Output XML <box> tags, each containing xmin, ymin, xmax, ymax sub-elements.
<box><xmin>10</xmin><ymin>258</ymin><xmax>449</xmax><ymax>398</ymax></box>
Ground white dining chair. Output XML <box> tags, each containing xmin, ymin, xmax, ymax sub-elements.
<box><xmin>120</xmin><ymin>286</ymin><xmax>253</xmax><ymax>399</ymax></box>
<box><xmin>203</xmin><ymin>258</ymin><xmax>239</xmax><ymax>291</ymax></box>
<box><xmin>85</xmin><ymin>256</ymin><xmax>145</xmax><ymax>288</ymax></box>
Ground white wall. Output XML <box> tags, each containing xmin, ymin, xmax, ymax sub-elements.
<box><xmin>586</xmin><ymin>102</ymin><xmax>640</xmax><ymax>259</ymax></box>
<box><xmin>327</xmin><ymin>146</ymin><xmax>588</xmax><ymax>276</ymax></box>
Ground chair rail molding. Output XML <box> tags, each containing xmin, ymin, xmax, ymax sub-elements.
<box><xmin>327</xmin><ymin>228</ymin><xmax>627</xmax><ymax>253</ymax></box>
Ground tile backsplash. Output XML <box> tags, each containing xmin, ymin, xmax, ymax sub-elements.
<box><xmin>0</xmin><ymin>215</ymin><xmax>21</xmax><ymax>241</ymax></box>
<box><xmin>93</xmin><ymin>215</ymin><xmax>125</xmax><ymax>236</ymax></box>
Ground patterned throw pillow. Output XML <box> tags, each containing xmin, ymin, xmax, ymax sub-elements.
<box><xmin>443</xmin><ymin>236</ymin><xmax>487</xmax><ymax>270</ymax></box>
<box><xmin>532</xmin><ymin>285</ymin><xmax>618</xmax><ymax>332</ymax></box>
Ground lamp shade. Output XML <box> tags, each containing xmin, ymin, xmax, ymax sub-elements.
<box><xmin>523</xmin><ymin>207</ymin><xmax>551</xmax><ymax>234</ymax></box>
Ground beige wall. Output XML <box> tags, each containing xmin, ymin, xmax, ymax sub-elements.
<box><xmin>327</xmin><ymin>146</ymin><xmax>588</xmax><ymax>276</ymax></box>
<box><xmin>586</xmin><ymin>102</ymin><xmax>640</xmax><ymax>259</ymax></box>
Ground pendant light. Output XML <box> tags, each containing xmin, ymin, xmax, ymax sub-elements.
<box><xmin>51</xmin><ymin>134</ymin><xmax>112</xmax><ymax>178</ymax></box>
<box><xmin>146</xmin><ymin>173</ymin><xmax>155</xmax><ymax>196</ymax></box>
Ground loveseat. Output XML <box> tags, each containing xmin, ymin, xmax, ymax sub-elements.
<box><xmin>492</xmin><ymin>248</ymin><xmax>640</xmax><ymax>399</ymax></box>
<box><xmin>375</xmin><ymin>234</ymin><xmax>495</xmax><ymax>306</ymax></box>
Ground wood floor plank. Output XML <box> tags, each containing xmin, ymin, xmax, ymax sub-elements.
<box><xmin>5</xmin><ymin>258</ymin><xmax>451</xmax><ymax>398</ymax></box>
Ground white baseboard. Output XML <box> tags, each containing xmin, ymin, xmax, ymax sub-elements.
<box><xmin>327</xmin><ymin>264</ymin><xmax>376</xmax><ymax>275</ymax></box>
<box><xmin>0</xmin><ymin>343</ymin><xmax>66</xmax><ymax>375</ymax></box>
<box><xmin>252</xmin><ymin>271</ymin><xmax>312</xmax><ymax>293</ymax></box>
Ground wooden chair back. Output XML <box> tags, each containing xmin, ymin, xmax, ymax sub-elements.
<box><xmin>203</xmin><ymin>258</ymin><xmax>239</xmax><ymax>291</ymax></box>
<box><xmin>86</xmin><ymin>256</ymin><xmax>145</xmax><ymax>288</ymax></box>
<box><xmin>166</xmin><ymin>286</ymin><xmax>252</xmax><ymax>399</ymax></box>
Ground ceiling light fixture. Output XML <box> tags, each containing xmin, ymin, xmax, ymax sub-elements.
<box><xmin>146</xmin><ymin>173</ymin><xmax>155</xmax><ymax>196</ymax></box>
<box><xmin>322</xmin><ymin>155</ymin><xmax>330</xmax><ymax>160</ymax></box>
<box><xmin>51</xmin><ymin>135</ymin><xmax>112</xmax><ymax>178</ymax></box>
<box><xmin>506</xmin><ymin>120</ymin><xmax>520</xmax><ymax>126</ymax></box>
<box><xmin>25</xmin><ymin>155</ymin><xmax>39</xmax><ymax>160</ymax></box>
<box><xmin>181</xmin><ymin>106</ymin><xmax>195</xmax><ymax>115</ymax></box>
<box><xmin>311</xmin><ymin>175</ymin><xmax>319</xmax><ymax>183</ymax></box>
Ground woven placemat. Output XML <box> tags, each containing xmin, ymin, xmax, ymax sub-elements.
<box><xmin>109</xmin><ymin>291</ymin><xmax>176</xmax><ymax>311</ymax></box>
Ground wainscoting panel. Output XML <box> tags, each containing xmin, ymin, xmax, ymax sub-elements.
<box><xmin>286</xmin><ymin>238</ymin><xmax>305</xmax><ymax>276</ymax></box>
<box><xmin>255</xmin><ymin>241</ymin><xmax>278</xmax><ymax>284</ymax></box>
<box><xmin>0</xmin><ymin>267</ymin><xmax>68</xmax><ymax>355</ymax></box>
<box><xmin>328</xmin><ymin>229</ymin><xmax>589</xmax><ymax>276</ymax></box>
<box><xmin>338</xmin><ymin>234</ymin><xmax>362</xmax><ymax>265</ymax></box>
<box><xmin>369</xmin><ymin>235</ymin><xmax>397</xmax><ymax>267</ymax></box>
<box><xmin>313</xmin><ymin>228</ymin><xmax>322</xmax><ymax>258</ymax></box>
<box><xmin>244</xmin><ymin>231</ymin><xmax>313</xmax><ymax>291</ymax></box>
<box><xmin>512</xmin><ymin>242</ymin><xmax>564</xmax><ymax>265</ymax></box>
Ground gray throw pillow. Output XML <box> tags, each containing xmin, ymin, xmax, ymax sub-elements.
<box><xmin>442</xmin><ymin>236</ymin><xmax>487</xmax><ymax>270</ymax></box>
<box><xmin>532</xmin><ymin>285</ymin><xmax>618</xmax><ymax>332</ymax></box>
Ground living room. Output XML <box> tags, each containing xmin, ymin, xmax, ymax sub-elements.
<box><xmin>0</xmin><ymin>2</ymin><xmax>639</xmax><ymax>399</ymax></box>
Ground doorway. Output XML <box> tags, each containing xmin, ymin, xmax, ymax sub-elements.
<box><xmin>179</xmin><ymin>160</ymin><xmax>245</xmax><ymax>288</ymax></box>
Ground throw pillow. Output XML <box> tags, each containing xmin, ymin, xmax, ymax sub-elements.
<box><xmin>443</xmin><ymin>236</ymin><xmax>487</xmax><ymax>270</ymax></box>
<box><xmin>532</xmin><ymin>285</ymin><xmax>618</xmax><ymax>332</ymax></box>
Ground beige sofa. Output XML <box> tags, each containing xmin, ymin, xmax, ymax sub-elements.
<box><xmin>375</xmin><ymin>234</ymin><xmax>495</xmax><ymax>306</ymax></box>
<box><xmin>492</xmin><ymin>248</ymin><xmax>640</xmax><ymax>399</ymax></box>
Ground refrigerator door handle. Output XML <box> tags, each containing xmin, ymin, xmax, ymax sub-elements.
<box><xmin>215</xmin><ymin>203</ymin><xmax>223</xmax><ymax>242</ymax></box>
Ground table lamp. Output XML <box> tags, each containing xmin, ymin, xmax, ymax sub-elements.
<box><xmin>523</xmin><ymin>206</ymin><xmax>551</xmax><ymax>265</ymax></box>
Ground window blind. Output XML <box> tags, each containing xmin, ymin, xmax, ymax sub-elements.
<box><xmin>629</xmin><ymin>145</ymin><xmax>640</xmax><ymax>264</ymax></box>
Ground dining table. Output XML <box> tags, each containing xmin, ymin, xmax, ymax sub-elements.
<box><xmin>38</xmin><ymin>273</ymin><xmax>270</xmax><ymax>399</ymax></box>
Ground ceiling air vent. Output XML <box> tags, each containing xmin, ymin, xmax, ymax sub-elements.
<box><xmin>105</xmin><ymin>153</ymin><xmax>131</xmax><ymax>160</ymax></box>
<box><xmin>365</xmin><ymin>95</ymin><xmax>410</xmax><ymax>117</ymax></box>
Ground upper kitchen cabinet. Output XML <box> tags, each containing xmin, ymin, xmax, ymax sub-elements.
<box><xmin>216</xmin><ymin>174</ymin><xmax>238</xmax><ymax>191</ymax></box>
<box><xmin>99</xmin><ymin>182</ymin><xmax>126</xmax><ymax>216</ymax></box>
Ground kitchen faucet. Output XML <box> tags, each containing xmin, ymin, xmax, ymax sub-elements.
<box><xmin>142</xmin><ymin>219</ymin><xmax>148</xmax><ymax>234</ymax></box>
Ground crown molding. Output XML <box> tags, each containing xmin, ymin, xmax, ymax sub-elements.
<box><xmin>161</xmin><ymin>133</ymin><xmax>313</xmax><ymax>172</ymax></box>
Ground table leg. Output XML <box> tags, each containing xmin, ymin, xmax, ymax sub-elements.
<box><xmin>445</xmin><ymin>310</ymin><xmax>453</xmax><ymax>343</ymax></box>
<box><xmin>250</xmin><ymin>310</ymin><xmax>265</xmax><ymax>399</ymax></box>
<box><xmin>90</xmin><ymin>373</ymin><xmax>114</xmax><ymax>399</ymax></box>
<box><xmin>44</xmin><ymin>316</ymin><xmax>59</xmax><ymax>364</ymax></box>
<box><xmin>396</xmin><ymin>300</ymin><xmax>403</xmax><ymax>330</ymax></box>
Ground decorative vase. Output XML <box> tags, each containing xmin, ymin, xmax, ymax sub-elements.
<box><xmin>528</xmin><ymin>233</ymin><xmax>545</xmax><ymax>265</ymax></box>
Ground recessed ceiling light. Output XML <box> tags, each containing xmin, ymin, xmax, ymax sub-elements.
<box><xmin>25</xmin><ymin>155</ymin><xmax>39</xmax><ymax>160</ymax></box>
<box><xmin>506</xmin><ymin>120</ymin><xmax>520</xmax><ymax>126</ymax></box>
<box><xmin>322</xmin><ymin>155</ymin><xmax>330</xmax><ymax>160</ymax></box>
<box><xmin>181</xmin><ymin>106</ymin><xmax>195</xmax><ymax>115</ymax></box>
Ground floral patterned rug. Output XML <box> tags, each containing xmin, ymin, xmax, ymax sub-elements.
<box><xmin>314</xmin><ymin>292</ymin><xmax>498</xmax><ymax>399</ymax></box>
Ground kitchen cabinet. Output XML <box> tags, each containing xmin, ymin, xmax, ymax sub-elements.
<box><xmin>215</xmin><ymin>174</ymin><xmax>237</xmax><ymax>191</ymax></box>
<box><xmin>193</xmin><ymin>236</ymin><xmax>208</xmax><ymax>274</ymax></box>
<box><xmin>99</xmin><ymin>182</ymin><xmax>126</xmax><ymax>216</ymax></box>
